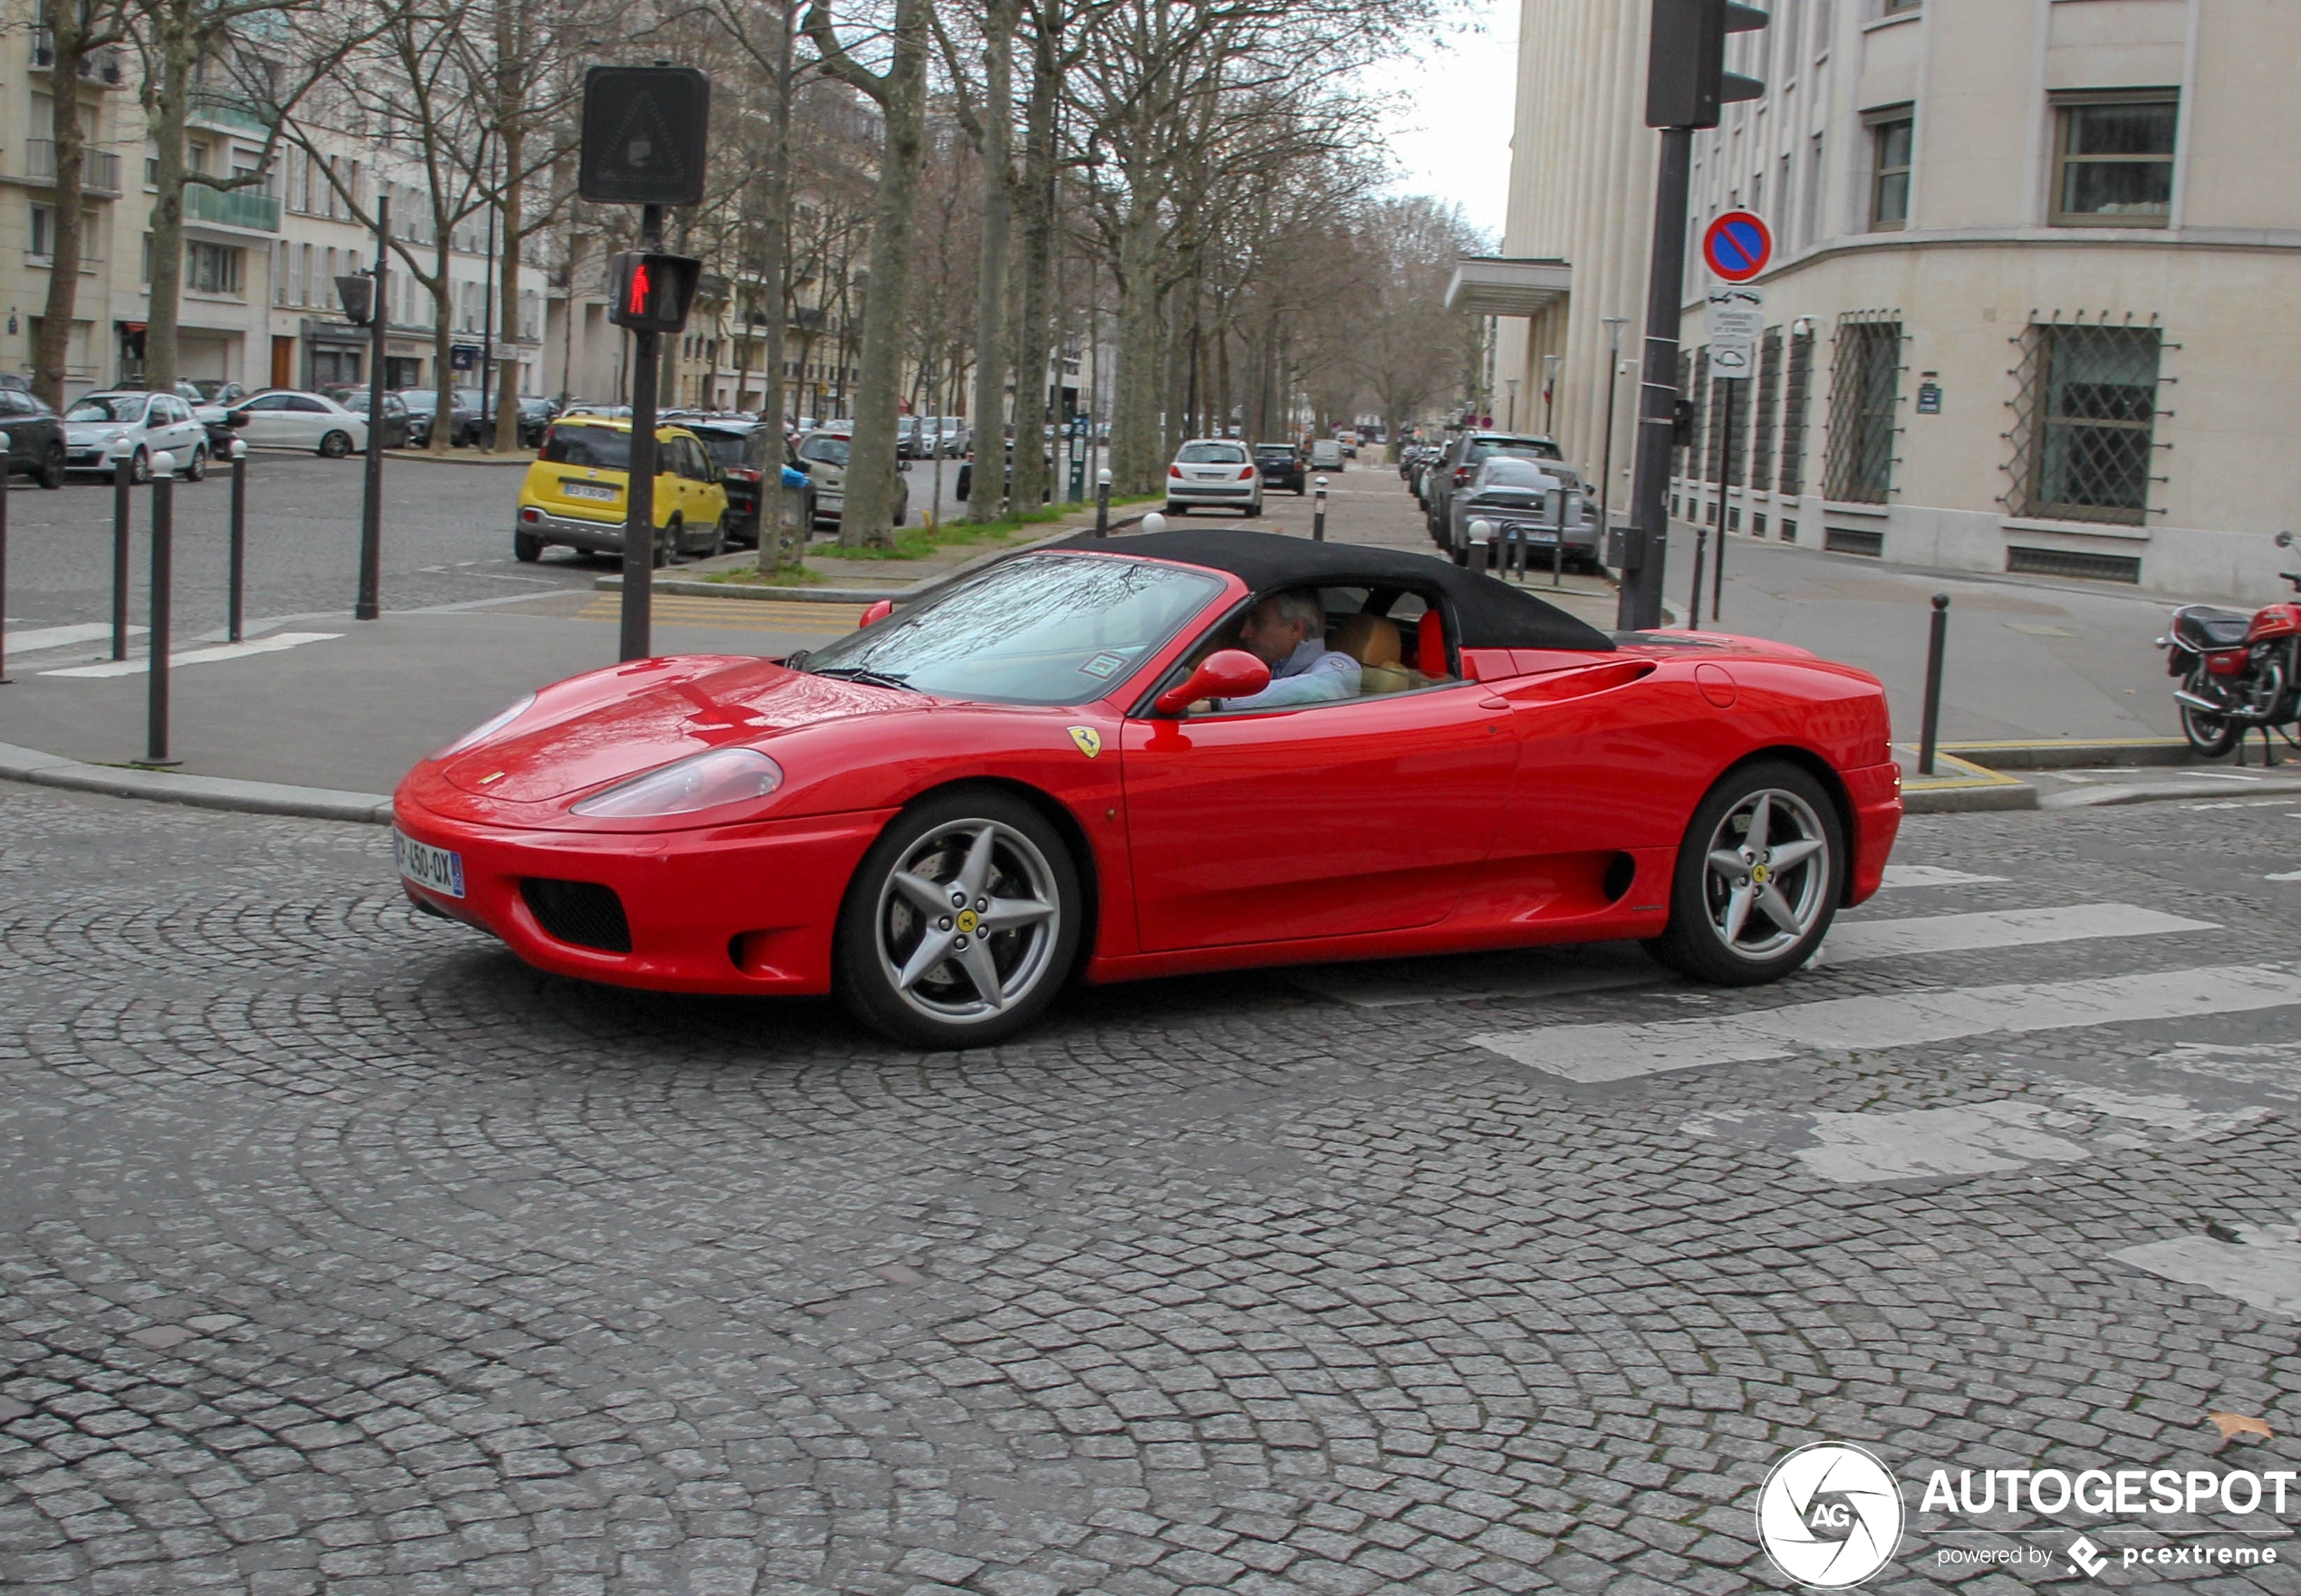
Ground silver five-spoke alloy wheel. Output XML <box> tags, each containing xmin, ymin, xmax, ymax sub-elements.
<box><xmin>1699</xmin><ymin>786</ymin><xmax>1831</xmax><ymax>963</ymax></box>
<box><xmin>874</xmin><ymin>819</ymin><xmax>1062</xmax><ymax>1026</ymax></box>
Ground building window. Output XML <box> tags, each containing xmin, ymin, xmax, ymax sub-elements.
<box><xmin>29</xmin><ymin>203</ymin><xmax>53</xmax><ymax>260</ymax></box>
<box><xmin>2008</xmin><ymin>319</ymin><xmax>2161</xmax><ymax>524</ymax></box>
<box><xmin>2051</xmin><ymin>92</ymin><xmax>2176</xmax><ymax>226</ymax></box>
<box><xmin>1867</xmin><ymin>112</ymin><xmax>1912</xmax><ymax>230</ymax></box>
<box><xmin>1779</xmin><ymin>324</ymin><xmax>1815</xmax><ymax>495</ymax></box>
<box><xmin>1752</xmin><ymin>326</ymin><xmax>1784</xmax><ymax>489</ymax></box>
<box><xmin>1824</xmin><ymin>314</ymin><xmax>1901</xmax><ymax>504</ymax></box>
<box><xmin>1880</xmin><ymin>0</ymin><xmax>1920</xmax><ymax>14</ymax></box>
<box><xmin>187</xmin><ymin>241</ymin><xmax>242</xmax><ymax>295</ymax></box>
<box><xmin>1803</xmin><ymin>134</ymin><xmax>1825</xmax><ymax>245</ymax></box>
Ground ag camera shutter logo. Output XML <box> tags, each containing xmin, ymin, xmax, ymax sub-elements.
<box><xmin>1756</xmin><ymin>1443</ymin><xmax>1905</xmax><ymax>1588</ymax></box>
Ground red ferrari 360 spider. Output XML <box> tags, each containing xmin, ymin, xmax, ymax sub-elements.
<box><xmin>391</xmin><ymin>529</ymin><xmax>1901</xmax><ymax>1045</ymax></box>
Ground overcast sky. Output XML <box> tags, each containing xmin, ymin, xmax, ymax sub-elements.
<box><xmin>1375</xmin><ymin>0</ymin><xmax>1518</xmax><ymax>245</ymax></box>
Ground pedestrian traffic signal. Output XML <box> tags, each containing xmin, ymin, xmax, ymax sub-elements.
<box><xmin>1647</xmin><ymin>0</ymin><xmax>1767</xmax><ymax>130</ymax></box>
<box><xmin>580</xmin><ymin>65</ymin><xmax>711</xmax><ymax>208</ymax></box>
<box><xmin>607</xmin><ymin>251</ymin><xmax>703</xmax><ymax>334</ymax></box>
<box><xmin>334</xmin><ymin>273</ymin><xmax>375</xmax><ymax>327</ymax></box>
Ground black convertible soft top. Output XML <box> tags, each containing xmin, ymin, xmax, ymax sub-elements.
<box><xmin>1053</xmin><ymin>526</ymin><xmax>1614</xmax><ymax>653</ymax></box>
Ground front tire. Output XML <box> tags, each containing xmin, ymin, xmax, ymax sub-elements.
<box><xmin>184</xmin><ymin>444</ymin><xmax>207</xmax><ymax>482</ymax></box>
<box><xmin>319</xmin><ymin>430</ymin><xmax>353</xmax><ymax>458</ymax></box>
<box><xmin>834</xmin><ymin>789</ymin><xmax>1082</xmax><ymax>1047</ymax></box>
<box><xmin>1648</xmin><ymin>760</ymin><xmax>1844</xmax><ymax>985</ymax></box>
<box><xmin>128</xmin><ymin>447</ymin><xmax>150</xmax><ymax>486</ymax></box>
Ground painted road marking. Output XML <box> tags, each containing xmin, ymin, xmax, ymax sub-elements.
<box><xmin>1878</xmin><ymin>865</ymin><xmax>2007</xmax><ymax>889</ymax></box>
<box><xmin>4</xmin><ymin>621</ymin><xmax>147</xmax><ymax>655</ymax></box>
<box><xmin>576</xmin><ymin>596</ymin><xmax>855</xmax><ymax>634</ymax></box>
<box><xmin>1468</xmin><ymin>963</ymin><xmax>2301</xmax><ymax>1082</ymax></box>
<box><xmin>1820</xmin><ymin>903</ymin><xmax>2212</xmax><ymax>964</ymax></box>
<box><xmin>41</xmin><ymin>632</ymin><xmax>341</xmax><ymax>678</ymax></box>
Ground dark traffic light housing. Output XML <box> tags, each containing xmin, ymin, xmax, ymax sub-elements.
<box><xmin>1647</xmin><ymin>0</ymin><xmax>1767</xmax><ymax>130</ymax></box>
<box><xmin>579</xmin><ymin>65</ymin><xmax>711</xmax><ymax>207</ymax></box>
<box><xmin>607</xmin><ymin>251</ymin><xmax>703</xmax><ymax>334</ymax></box>
<box><xmin>334</xmin><ymin>272</ymin><xmax>376</xmax><ymax>327</ymax></box>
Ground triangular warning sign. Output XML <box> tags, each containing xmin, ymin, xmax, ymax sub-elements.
<box><xmin>608</xmin><ymin>92</ymin><xmax>685</xmax><ymax>185</ymax></box>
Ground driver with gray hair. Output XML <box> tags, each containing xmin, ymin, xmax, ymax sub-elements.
<box><xmin>1213</xmin><ymin>588</ymin><xmax>1361</xmax><ymax>710</ymax></box>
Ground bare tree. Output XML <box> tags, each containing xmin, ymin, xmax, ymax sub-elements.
<box><xmin>33</xmin><ymin>0</ymin><xmax>130</xmax><ymax>408</ymax></box>
<box><xmin>934</xmin><ymin>0</ymin><xmax>1019</xmax><ymax>520</ymax></box>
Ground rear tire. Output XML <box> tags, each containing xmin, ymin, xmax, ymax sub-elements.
<box><xmin>654</xmin><ymin>518</ymin><xmax>679</xmax><ymax>566</ymax></box>
<box><xmin>38</xmin><ymin>441</ymin><xmax>64</xmax><ymax>490</ymax></box>
<box><xmin>319</xmin><ymin>430</ymin><xmax>352</xmax><ymax>458</ymax></box>
<box><xmin>2180</xmin><ymin>666</ymin><xmax>2244</xmax><ymax>757</ymax></box>
<box><xmin>1648</xmin><ymin>760</ymin><xmax>1844</xmax><ymax>985</ymax></box>
<box><xmin>513</xmin><ymin>532</ymin><xmax>544</xmax><ymax>562</ymax></box>
<box><xmin>700</xmin><ymin>515</ymin><xmax>727</xmax><ymax>559</ymax></box>
<box><xmin>834</xmin><ymin>788</ymin><xmax>1082</xmax><ymax>1048</ymax></box>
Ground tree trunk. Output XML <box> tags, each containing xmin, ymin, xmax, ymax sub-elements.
<box><xmin>1111</xmin><ymin>200</ymin><xmax>1163</xmax><ymax>495</ymax></box>
<box><xmin>431</xmin><ymin>236</ymin><xmax>454</xmax><ymax>452</ymax></box>
<box><xmin>34</xmin><ymin>0</ymin><xmax>94</xmax><ymax>409</ymax></box>
<box><xmin>1006</xmin><ymin>12</ymin><xmax>1057</xmax><ymax>514</ymax></box>
<box><xmin>965</xmin><ymin>0</ymin><xmax>1016</xmax><ymax>522</ymax></box>
<box><xmin>833</xmin><ymin>0</ymin><xmax>926</xmax><ymax>547</ymax></box>
<box><xmin>141</xmin><ymin>17</ymin><xmax>191</xmax><ymax>392</ymax></box>
<box><xmin>492</xmin><ymin>0</ymin><xmax>525</xmax><ymax>453</ymax></box>
<box><xmin>756</xmin><ymin>0</ymin><xmax>792</xmax><ymax>441</ymax></box>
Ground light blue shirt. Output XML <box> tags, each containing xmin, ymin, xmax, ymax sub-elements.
<box><xmin>1218</xmin><ymin>637</ymin><xmax>1361</xmax><ymax>710</ymax></box>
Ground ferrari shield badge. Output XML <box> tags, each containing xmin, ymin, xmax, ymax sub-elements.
<box><xmin>1066</xmin><ymin>726</ymin><xmax>1102</xmax><ymax>759</ymax></box>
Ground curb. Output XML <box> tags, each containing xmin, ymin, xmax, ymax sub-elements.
<box><xmin>596</xmin><ymin>508</ymin><xmax>1155</xmax><ymax>604</ymax></box>
<box><xmin>0</xmin><ymin>741</ymin><xmax>392</xmax><ymax>826</ymax></box>
<box><xmin>1937</xmin><ymin>737</ymin><xmax>2196</xmax><ymax>772</ymax></box>
<box><xmin>1904</xmin><ymin>783</ymin><xmax>2042</xmax><ymax>815</ymax></box>
<box><xmin>381</xmin><ymin>449</ymin><xmax>534</xmax><ymax>467</ymax></box>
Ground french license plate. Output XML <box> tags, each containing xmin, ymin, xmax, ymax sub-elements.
<box><xmin>393</xmin><ymin>830</ymin><xmax>465</xmax><ymax>899</ymax></box>
<box><xmin>561</xmin><ymin>480</ymin><xmax>616</xmax><ymax>502</ymax></box>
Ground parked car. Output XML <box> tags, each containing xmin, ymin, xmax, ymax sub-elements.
<box><xmin>953</xmin><ymin>443</ymin><xmax>1054</xmax><ymax>506</ymax></box>
<box><xmin>1450</xmin><ymin>455</ymin><xmax>1598</xmax><ymax>571</ymax></box>
<box><xmin>389</xmin><ymin>528</ymin><xmax>1900</xmax><ymax>1047</ymax></box>
<box><xmin>321</xmin><ymin>388</ymin><xmax>417</xmax><ymax>452</ymax></box>
<box><xmin>226</xmin><ymin>390</ymin><xmax>372</xmax><ymax>457</ymax></box>
<box><xmin>1252</xmin><ymin>442</ymin><xmax>1306</xmax><ymax>495</ymax></box>
<box><xmin>398</xmin><ymin>387</ymin><xmax>479</xmax><ymax>447</ymax></box>
<box><xmin>684</xmin><ymin>418</ymin><xmax>814</xmax><ymax>547</ymax></box>
<box><xmin>0</xmin><ymin>384</ymin><xmax>67</xmax><ymax>487</ymax></box>
<box><xmin>1425</xmin><ymin>430</ymin><xmax>1565</xmax><ymax>549</ymax></box>
<box><xmin>63</xmin><ymin>389</ymin><xmax>214</xmax><ymax>481</ymax></box>
<box><xmin>1165</xmin><ymin>438</ymin><xmax>1262</xmax><ymax>518</ymax></box>
<box><xmin>1309</xmin><ymin>437</ymin><xmax>1344</xmax><ymax>472</ymax></box>
<box><xmin>933</xmin><ymin>417</ymin><xmax>971</xmax><ymax>458</ymax></box>
<box><xmin>795</xmin><ymin>428</ymin><xmax>910</xmax><ymax>531</ymax></box>
<box><xmin>459</xmin><ymin>390</ymin><xmax>556</xmax><ymax>449</ymax></box>
<box><xmin>515</xmin><ymin>418</ymin><xmax>729</xmax><ymax>564</ymax></box>
<box><xmin>187</xmin><ymin>379</ymin><xmax>248</xmax><ymax>407</ymax></box>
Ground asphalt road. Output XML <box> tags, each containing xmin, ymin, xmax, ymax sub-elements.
<box><xmin>0</xmin><ymin>781</ymin><xmax>2296</xmax><ymax>1592</ymax></box>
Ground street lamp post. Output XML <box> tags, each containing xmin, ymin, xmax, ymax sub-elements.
<box><xmin>1599</xmin><ymin>314</ymin><xmax>1628</xmax><ymax>562</ymax></box>
<box><xmin>1504</xmin><ymin>376</ymin><xmax>1519</xmax><ymax>433</ymax></box>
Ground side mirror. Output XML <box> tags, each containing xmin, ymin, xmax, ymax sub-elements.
<box><xmin>2278</xmin><ymin>531</ymin><xmax>2294</xmax><ymax>549</ymax></box>
<box><xmin>859</xmin><ymin>599</ymin><xmax>895</xmax><ymax>628</ymax></box>
<box><xmin>1153</xmin><ymin>648</ymin><xmax>1270</xmax><ymax>716</ymax></box>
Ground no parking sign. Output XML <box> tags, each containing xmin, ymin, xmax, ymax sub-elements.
<box><xmin>1702</xmin><ymin>210</ymin><xmax>1772</xmax><ymax>283</ymax></box>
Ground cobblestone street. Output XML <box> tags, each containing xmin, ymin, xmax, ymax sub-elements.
<box><xmin>2</xmin><ymin>784</ymin><xmax>2298</xmax><ymax>1594</ymax></box>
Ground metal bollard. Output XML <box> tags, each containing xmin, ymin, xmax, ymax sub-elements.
<box><xmin>1468</xmin><ymin>518</ymin><xmax>1493</xmax><ymax>575</ymax></box>
<box><xmin>1688</xmin><ymin>527</ymin><xmax>1708</xmax><ymax>629</ymax></box>
<box><xmin>1313</xmin><ymin>476</ymin><xmax>1327</xmax><ymax>542</ymax></box>
<box><xmin>111</xmin><ymin>458</ymin><xmax>133</xmax><ymax>659</ymax></box>
<box><xmin>1918</xmin><ymin>592</ymin><xmax>1950</xmax><ymax>776</ymax></box>
<box><xmin>1094</xmin><ymin>467</ymin><xmax>1111</xmax><ymax>538</ymax></box>
<box><xmin>143</xmin><ymin>453</ymin><xmax>179</xmax><ymax>765</ymax></box>
<box><xmin>1140</xmin><ymin>512</ymin><xmax>1167</xmax><ymax>536</ymax></box>
<box><xmin>227</xmin><ymin>439</ymin><xmax>248</xmax><ymax>642</ymax></box>
<box><xmin>1552</xmin><ymin>525</ymin><xmax>1564</xmax><ymax>588</ymax></box>
<box><xmin>1711</xmin><ymin>514</ymin><xmax>1727</xmax><ymax>623</ymax></box>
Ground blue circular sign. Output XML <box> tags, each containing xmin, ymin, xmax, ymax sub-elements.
<box><xmin>1703</xmin><ymin>211</ymin><xmax>1773</xmax><ymax>283</ymax></box>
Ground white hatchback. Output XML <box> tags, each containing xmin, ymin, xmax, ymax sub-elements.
<box><xmin>62</xmin><ymin>390</ymin><xmax>214</xmax><ymax>481</ymax></box>
<box><xmin>1164</xmin><ymin>438</ymin><xmax>1262</xmax><ymax>517</ymax></box>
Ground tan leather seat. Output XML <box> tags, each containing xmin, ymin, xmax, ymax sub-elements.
<box><xmin>1329</xmin><ymin>612</ymin><xmax>1402</xmax><ymax>668</ymax></box>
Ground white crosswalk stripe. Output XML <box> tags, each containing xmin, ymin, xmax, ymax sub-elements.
<box><xmin>1816</xmin><ymin>902</ymin><xmax>2211</xmax><ymax>964</ymax></box>
<box><xmin>1877</xmin><ymin>864</ymin><xmax>2007</xmax><ymax>889</ymax></box>
<box><xmin>1468</xmin><ymin>963</ymin><xmax>2301</xmax><ymax>1083</ymax></box>
<box><xmin>42</xmin><ymin>631</ymin><xmax>341</xmax><ymax>678</ymax></box>
<box><xmin>4</xmin><ymin>621</ymin><xmax>146</xmax><ymax>656</ymax></box>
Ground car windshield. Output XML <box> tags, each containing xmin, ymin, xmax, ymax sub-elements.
<box><xmin>1177</xmin><ymin>442</ymin><xmax>1246</xmax><ymax>464</ymax></box>
<box><xmin>1255</xmin><ymin>446</ymin><xmax>1295</xmax><ymax>460</ymax></box>
<box><xmin>66</xmin><ymin>396</ymin><xmax>144</xmax><ymax>423</ymax></box>
<box><xmin>1470</xmin><ymin>437</ymin><xmax>1563</xmax><ymax>464</ymax></box>
<box><xmin>400</xmin><ymin>392</ymin><xmax>438</xmax><ymax>412</ymax></box>
<box><xmin>1478</xmin><ymin>459</ymin><xmax>1557</xmax><ymax>489</ymax></box>
<box><xmin>799</xmin><ymin>435</ymin><xmax>851</xmax><ymax>466</ymax></box>
<box><xmin>799</xmin><ymin>553</ymin><xmax>1224</xmax><ymax>706</ymax></box>
<box><xmin>542</xmin><ymin>428</ymin><xmax>630</xmax><ymax>469</ymax></box>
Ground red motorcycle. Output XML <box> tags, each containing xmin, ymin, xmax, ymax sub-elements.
<box><xmin>2161</xmin><ymin>530</ymin><xmax>2301</xmax><ymax>758</ymax></box>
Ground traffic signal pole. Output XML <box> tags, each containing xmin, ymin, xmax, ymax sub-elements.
<box><xmin>620</xmin><ymin>204</ymin><xmax>665</xmax><ymax>663</ymax></box>
<box><xmin>1618</xmin><ymin>126</ymin><xmax>1693</xmax><ymax>633</ymax></box>
<box><xmin>356</xmin><ymin>195</ymin><xmax>389</xmax><ymax>621</ymax></box>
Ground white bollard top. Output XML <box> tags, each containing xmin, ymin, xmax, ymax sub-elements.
<box><xmin>149</xmin><ymin>450</ymin><xmax>176</xmax><ymax>476</ymax></box>
<box><xmin>230</xmin><ymin>438</ymin><xmax>248</xmax><ymax>459</ymax></box>
<box><xmin>1468</xmin><ymin>518</ymin><xmax>1494</xmax><ymax>543</ymax></box>
<box><xmin>1314</xmin><ymin>476</ymin><xmax>1328</xmax><ymax>490</ymax></box>
<box><xmin>0</xmin><ymin>430</ymin><xmax>11</xmax><ymax>452</ymax></box>
<box><xmin>1140</xmin><ymin>512</ymin><xmax>1166</xmax><ymax>535</ymax></box>
<box><xmin>1096</xmin><ymin>466</ymin><xmax>1112</xmax><ymax>486</ymax></box>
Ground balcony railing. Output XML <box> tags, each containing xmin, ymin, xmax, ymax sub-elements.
<box><xmin>183</xmin><ymin>181</ymin><xmax>281</xmax><ymax>233</ymax></box>
<box><xmin>25</xmin><ymin>141</ymin><xmax>122</xmax><ymax>195</ymax></box>
<box><xmin>30</xmin><ymin>32</ymin><xmax>125</xmax><ymax>85</ymax></box>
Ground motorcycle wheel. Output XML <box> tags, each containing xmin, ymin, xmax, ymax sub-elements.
<box><xmin>2180</xmin><ymin>666</ymin><xmax>2243</xmax><ymax>758</ymax></box>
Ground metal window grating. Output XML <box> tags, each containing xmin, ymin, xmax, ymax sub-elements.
<box><xmin>1751</xmin><ymin>328</ymin><xmax>1783</xmax><ymax>489</ymax></box>
<box><xmin>2006</xmin><ymin>544</ymin><xmax>2141</xmax><ymax>583</ymax></box>
<box><xmin>1824</xmin><ymin>312</ymin><xmax>1901</xmax><ymax>504</ymax></box>
<box><xmin>1780</xmin><ymin>518</ymin><xmax>1799</xmax><ymax>544</ymax></box>
<box><xmin>1824</xmin><ymin>524</ymin><xmax>1884</xmax><ymax>556</ymax></box>
<box><xmin>1779</xmin><ymin>327</ymin><xmax>1815</xmax><ymax>495</ymax></box>
<box><xmin>522</xmin><ymin>879</ymin><xmax>633</xmax><ymax>953</ymax></box>
<box><xmin>2006</xmin><ymin>315</ymin><xmax>2162</xmax><ymax>525</ymax></box>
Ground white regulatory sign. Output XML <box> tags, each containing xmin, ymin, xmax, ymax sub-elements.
<box><xmin>1706</xmin><ymin>287</ymin><xmax>1765</xmax><ymax>376</ymax></box>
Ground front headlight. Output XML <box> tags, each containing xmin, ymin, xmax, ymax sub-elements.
<box><xmin>433</xmin><ymin>692</ymin><xmax>534</xmax><ymax>758</ymax></box>
<box><xmin>571</xmin><ymin>747</ymin><xmax>785</xmax><ymax>818</ymax></box>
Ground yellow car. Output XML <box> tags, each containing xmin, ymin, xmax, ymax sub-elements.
<box><xmin>514</xmin><ymin>417</ymin><xmax>730</xmax><ymax>564</ymax></box>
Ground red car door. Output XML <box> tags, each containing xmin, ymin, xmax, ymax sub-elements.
<box><xmin>1119</xmin><ymin>686</ymin><xmax>1519</xmax><ymax>952</ymax></box>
